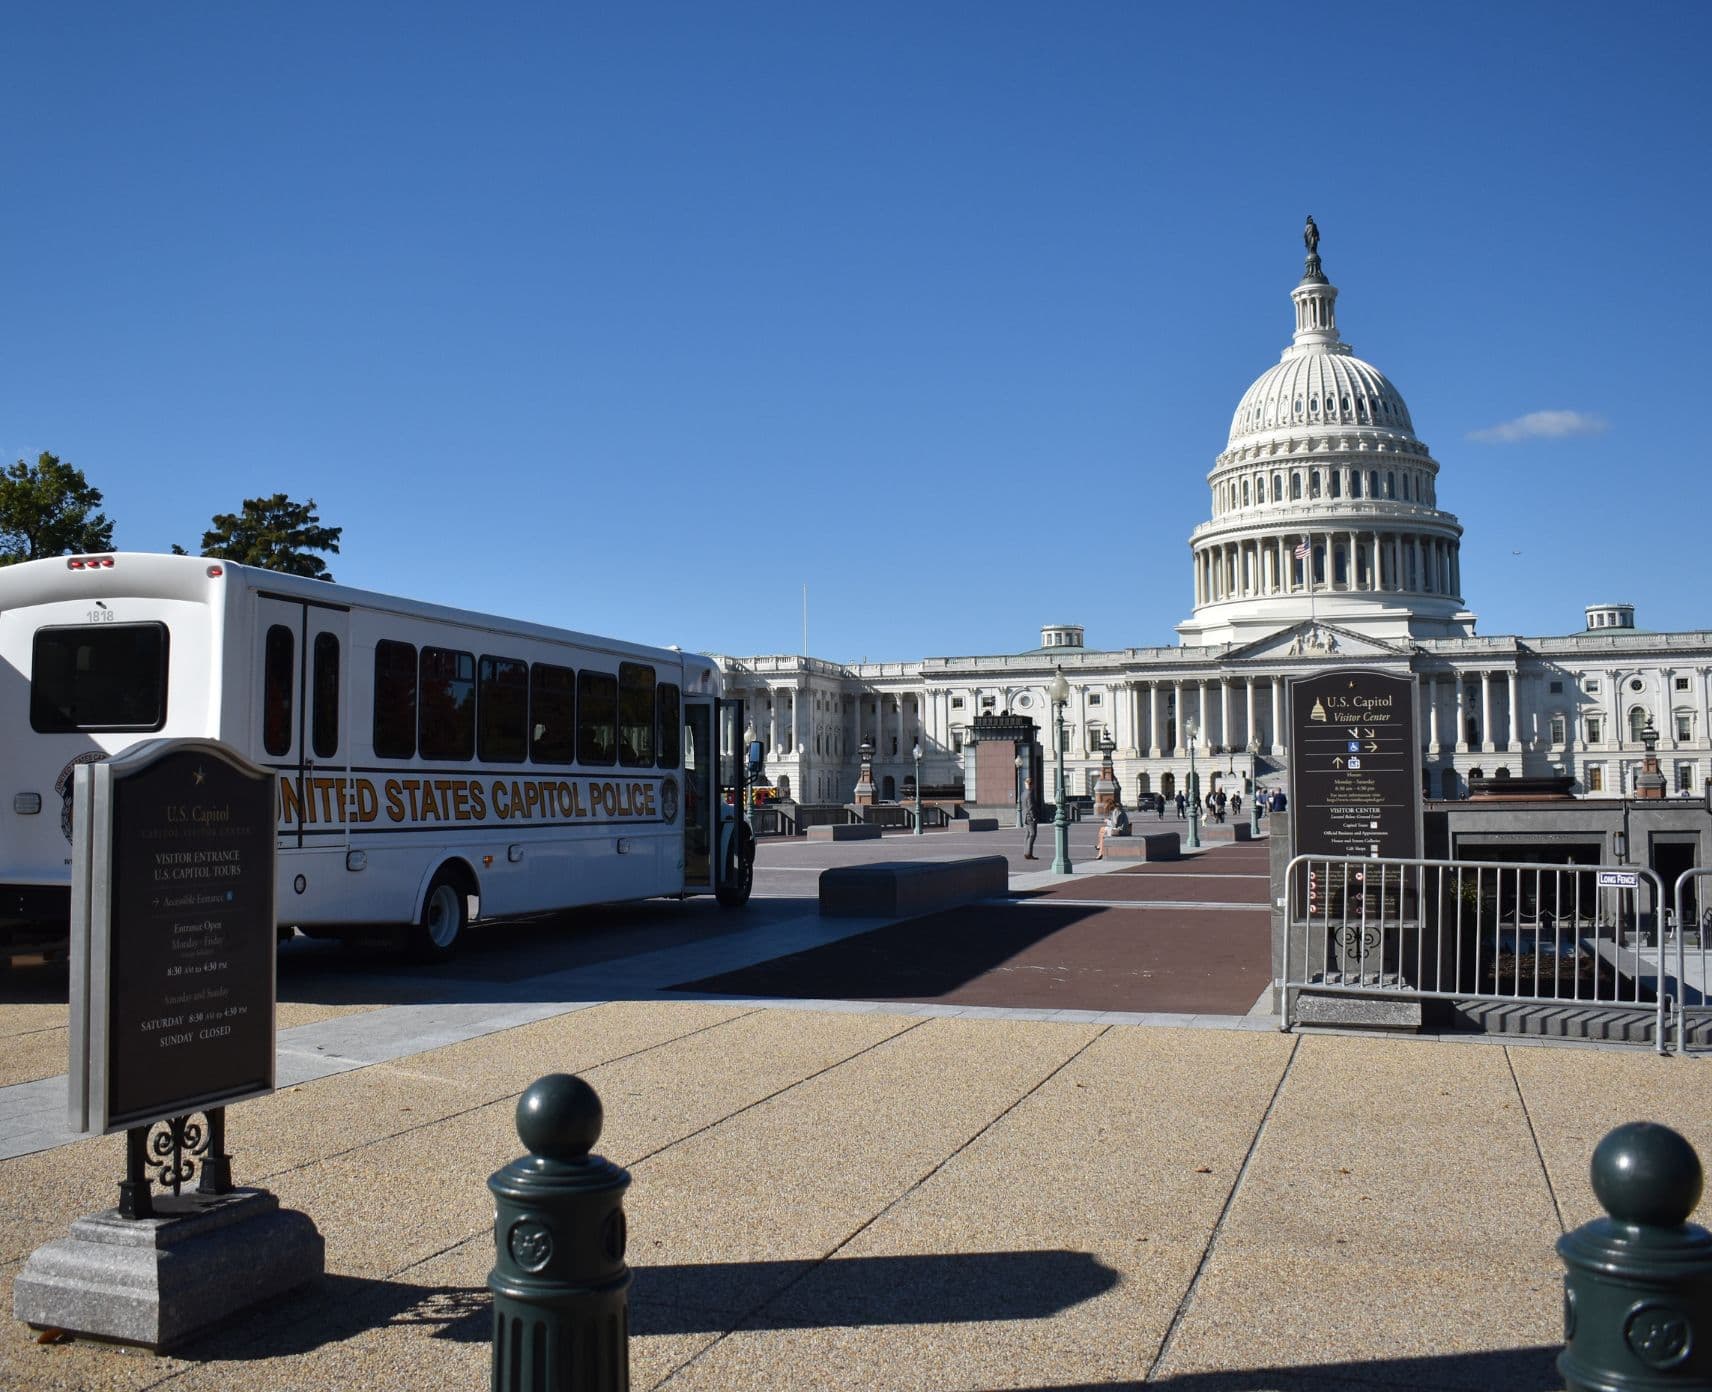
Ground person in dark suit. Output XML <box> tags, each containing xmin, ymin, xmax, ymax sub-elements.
<box><xmin>1021</xmin><ymin>778</ymin><xmax>1038</xmax><ymax>859</ymax></box>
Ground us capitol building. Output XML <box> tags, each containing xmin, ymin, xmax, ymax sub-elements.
<box><xmin>717</xmin><ymin>223</ymin><xmax>1711</xmax><ymax>810</ymax></box>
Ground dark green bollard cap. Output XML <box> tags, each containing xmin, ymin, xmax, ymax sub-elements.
<box><xmin>516</xmin><ymin>1073</ymin><xmax>603</xmax><ymax>1163</ymax></box>
<box><xmin>1591</xmin><ymin>1122</ymin><xmax>1703</xmax><ymax>1229</ymax></box>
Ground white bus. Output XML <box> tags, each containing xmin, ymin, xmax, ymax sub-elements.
<box><xmin>0</xmin><ymin>553</ymin><xmax>756</xmax><ymax>964</ymax></box>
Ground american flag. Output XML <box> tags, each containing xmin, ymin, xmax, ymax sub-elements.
<box><xmin>1293</xmin><ymin>540</ymin><xmax>1311</xmax><ymax>559</ymax></box>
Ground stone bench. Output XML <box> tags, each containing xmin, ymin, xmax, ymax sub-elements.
<box><xmin>806</xmin><ymin>824</ymin><xmax>884</xmax><ymax>842</ymax></box>
<box><xmin>1193</xmin><ymin>823</ymin><xmax>1258</xmax><ymax>843</ymax></box>
<box><xmin>819</xmin><ymin>856</ymin><xmax>1010</xmax><ymax>918</ymax></box>
<box><xmin>944</xmin><ymin>818</ymin><xmax>1000</xmax><ymax>833</ymax></box>
<box><xmin>1099</xmin><ymin>832</ymin><xmax>1181</xmax><ymax>862</ymax></box>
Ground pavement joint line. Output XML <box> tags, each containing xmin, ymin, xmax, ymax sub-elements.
<box><xmin>1505</xmin><ymin>1045</ymin><xmax>1567</xmax><ymax>1234</ymax></box>
<box><xmin>252</xmin><ymin>1007</ymin><xmax>769</xmax><ymax>1186</ymax></box>
<box><xmin>1145</xmin><ymin>1030</ymin><xmax>1302</xmax><ymax>1383</ymax></box>
<box><xmin>625</xmin><ymin>1016</ymin><xmax>933</xmax><ymax>1171</ymax></box>
<box><xmin>653</xmin><ymin>1022</ymin><xmax>1114</xmax><ymax>1389</ymax></box>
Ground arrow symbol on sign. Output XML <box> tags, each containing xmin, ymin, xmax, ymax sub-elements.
<box><xmin>1364</xmin><ymin>741</ymin><xmax>1379</xmax><ymax>752</ymax></box>
<box><xmin>1332</xmin><ymin>757</ymin><xmax>1345</xmax><ymax>768</ymax></box>
<box><xmin>1362</xmin><ymin>727</ymin><xmax>1377</xmax><ymax>738</ymax></box>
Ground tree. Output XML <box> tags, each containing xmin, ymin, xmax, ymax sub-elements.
<box><xmin>200</xmin><ymin>494</ymin><xmax>342</xmax><ymax>580</ymax></box>
<box><xmin>0</xmin><ymin>452</ymin><xmax>116</xmax><ymax>564</ymax></box>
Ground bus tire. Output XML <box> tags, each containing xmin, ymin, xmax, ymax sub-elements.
<box><xmin>407</xmin><ymin>869</ymin><xmax>470</xmax><ymax>962</ymax></box>
<box><xmin>716</xmin><ymin>824</ymin><xmax>755</xmax><ymax>910</ymax></box>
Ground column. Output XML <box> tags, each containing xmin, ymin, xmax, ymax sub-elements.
<box><xmin>1173</xmin><ymin>682</ymin><xmax>1184</xmax><ymax>753</ymax></box>
<box><xmin>895</xmin><ymin>693</ymin><xmax>905</xmax><ymax>756</ymax></box>
<box><xmin>1455</xmin><ymin>676</ymin><xmax>1469</xmax><ymax>753</ymax></box>
<box><xmin>1149</xmin><ymin>682</ymin><xmax>1162</xmax><ymax>757</ymax></box>
<box><xmin>1427</xmin><ymin>674</ymin><xmax>1440</xmax><ymax>751</ymax></box>
<box><xmin>769</xmin><ymin>690</ymin><xmax>781</xmax><ymax>753</ymax></box>
<box><xmin>1412</xmin><ymin>536</ymin><xmax>1424</xmax><ymax>594</ymax></box>
<box><xmin>1271</xmin><ymin>677</ymin><xmax>1283</xmax><ymax>755</ymax></box>
<box><xmin>1219</xmin><ymin>678</ymin><xmax>1231</xmax><ymax>749</ymax></box>
<box><xmin>1244</xmin><ymin>677</ymin><xmax>1256</xmax><ymax>750</ymax></box>
<box><xmin>1507</xmin><ymin>669</ymin><xmax>1520</xmax><ymax>751</ymax></box>
<box><xmin>1658</xmin><ymin>669</ymin><xmax>1675</xmax><ymax>747</ymax></box>
<box><xmin>1480</xmin><ymin>671</ymin><xmax>1494</xmax><ymax>753</ymax></box>
<box><xmin>1198</xmin><ymin>681</ymin><xmax>1210</xmax><ymax>747</ymax></box>
<box><xmin>791</xmin><ymin>688</ymin><xmax>802</xmax><ymax>754</ymax></box>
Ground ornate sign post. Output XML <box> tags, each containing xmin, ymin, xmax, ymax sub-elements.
<box><xmin>16</xmin><ymin>739</ymin><xmax>322</xmax><ymax>1350</ymax></box>
<box><xmin>1287</xmin><ymin>668</ymin><xmax>1423</xmax><ymax>953</ymax></box>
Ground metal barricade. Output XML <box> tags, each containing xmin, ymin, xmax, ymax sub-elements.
<box><xmin>1282</xmin><ymin>855</ymin><xmax>1670</xmax><ymax>1053</ymax></box>
<box><xmin>1671</xmin><ymin>868</ymin><xmax>1712</xmax><ymax>1055</ymax></box>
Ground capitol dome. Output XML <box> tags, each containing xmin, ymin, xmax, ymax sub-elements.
<box><xmin>1228</xmin><ymin>350</ymin><xmax>1413</xmax><ymax>446</ymax></box>
<box><xmin>1176</xmin><ymin>220</ymin><xmax>1476</xmax><ymax>648</ymax></box>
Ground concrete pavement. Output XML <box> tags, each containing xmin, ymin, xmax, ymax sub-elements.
<box><xmin>2</xmin><ymin>828</ymin><xmax>1710</xmax><ymax>1390</ymax></box>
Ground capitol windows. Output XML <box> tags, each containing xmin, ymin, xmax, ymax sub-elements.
<box><xmin>1587</xmin><ymin>715</ymin><xmax>1604</xmax><ymax>744</ymax></box>
<box><xmin>1386</xmin><ymin>472</ymin><xmax>1396</xmax><ymax>498</ymax></box>
<box><xmin>1329</xmin><ymin>471</ymin><xmax>1341</xmax><ymax>498</ymax></box>
<box><xmin>1309</xmin><ymin>473</ymin><xmax>1322</xmax><ymax>499</ymax></box>
<box><xmin>1368</xmin><ymin>470</ymin><xmax>1380</xmax><ymax>497</ymax></box>
<box><xmin>1628</xmin><ymin>707</ymin><xmax>1650</xmax><ymax>741</ymax></box>
<box><xmin>1242</xmin><ymin>479</ymin><xmax>1250</xmax><ymax>506</ymax></box>
<box><xmin>1583</xmin><ymin>678</ymin><xmax>1601</xmax><ymax>694</ymax></box>
<box><xmin>1587</xmin><ymin>763</ymin><xmax>1606</xmax><ymax>793</ymax></box>
<box><xmin>1676</xmin><ymin>763</ymin><xmax>1697</xmax><ymax>794</ymax></box>
<box><xmin>1349</xmin><ymin>473</ymin><xmax>1361</xmax><ymax>498</ymax></box>
<box><xmin>1290</xmin><ymin>473</ymin><xmax>1302</xmax><ymax>499</ymax></box>
<box><xmin>1550</xmin><ymin>713</ymin><xmax>1567</xmax><ymax>745</ymax></box>
<box><xmin>1675</xmin><ymin>676</ymin><xmax>1692</xmax><ymax>692</ymax></box>
<box><xmin>1256</xmin><ymin>477</ymin><xmax>1266</xmax><ymax>502</ymax></box>
<box><xmin>1676</xmin><ymin>711</ymin><xmax>1695</xmax><ymax>741</ymax></box>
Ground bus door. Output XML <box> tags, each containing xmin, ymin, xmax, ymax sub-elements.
<box><xmin>254</xmin><ymin>593</ymin><xmax>351</xmax><ymax>852</ymax></box>
<box><xmin>681</xmin><ymin>697</ymin><xmax>714</xmax><ymax>888</ymax></box>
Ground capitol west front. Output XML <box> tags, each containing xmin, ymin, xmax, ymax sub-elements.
<box><xmin>718</xmin><ymin>230</ymin><xmax>1709</xmax><ymax>810</ymax></box>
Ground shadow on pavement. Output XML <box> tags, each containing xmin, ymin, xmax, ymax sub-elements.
<box><xmin>168</xmin><ymin>1250</ymin><xmax>1121</xmax><ymax>1361</ymax></box>
<box><xmin>1004</xmin><ymin>1344</ymin><xmax>1561</xmax><ymax>1390</ymax></box>
<box><xmin>669</xmin><ymin>903</ymin><xmax>1100</xmax><ymax>1002</ymax></box>
<box><xmin>629</xmin><ymin>1249</ymin><xmax>1121</xmax><ymax>1332</ymax></box>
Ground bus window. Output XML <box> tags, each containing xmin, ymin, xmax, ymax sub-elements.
<box><xmin>618</xmin><ymin>662</ymin><xmax>655</xmax><ymax>767</ymax></box>
<box><xmin>420</xmin><ymin>647</ymin><xmax>475</xmax><ymax>761</ymax></box>
<box><xmin>577</xmin><ymin>670</ymin><xmax>617</xmax><ymax>766</ymax></box>
<box><xmin>263</xmin><ymin>625</ymin><xmax>294</xmax><ymax>756</ymax></box>
<box><xmin>311</xmin><ymin>631</ymin><xmax>340</xmax><ymax>759</ymax></box>
<box><xmin>30</xmin><ymin>623</ymin><xmax>170</xmax><ymax>733</ymax></box>
<box><xmin>657</xmin><ymin>683</ymin><xmax>681</xmax><ymax>769</ymax></box>
<box><xmin>478</xmin><ymin>656</ymin><xmax>528</xmax><ymax>763</ymax></box>
<box><xmin>529</xmin><ymin>663</ymin><xmax>574</xmax><ymax>764</ymax></box>
<box><xmin>373</xmin><ymin>640</ymin><xmax>418</xmax><ymax>759</ymax></box>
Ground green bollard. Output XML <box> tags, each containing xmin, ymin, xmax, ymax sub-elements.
<box><xmin>1558</xmin><ymin>1121</ymin><xmax>1712</xmax><ymax>1391</ymax></box>
<box><xmin>489</xmin><ymin>1074</ymin><xmax>631</xmax><ymax>1391</ymax></box>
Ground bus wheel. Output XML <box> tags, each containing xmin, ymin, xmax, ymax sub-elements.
<box><xmin>407</xmin><ymin>870</ymin><xmax>469</xmax><ymax>962</ymax></box>
<box><xmin>716</xmin><ymin>824</ymin><xmax>755</xmax><ymax>909</ymax></box>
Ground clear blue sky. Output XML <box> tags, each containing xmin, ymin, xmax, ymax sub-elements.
<box><xmin>5</xmin><ymin>3</ymin><xmax>1708</xmax><ymax>661</ymax></box>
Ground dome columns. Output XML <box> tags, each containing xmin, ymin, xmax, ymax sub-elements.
<box><xmin>1193</xmin><ymin>530</ymin><xmax>1462</xmax><ymax>605</ymax></box>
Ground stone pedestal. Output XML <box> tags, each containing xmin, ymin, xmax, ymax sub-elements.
<box><xmin>1092</xmin><ymin>746</ymin><xmax>1121</xmax><ymax>817</ymax></box>
<box><xmin>13</xmin><ymin>1188</ymin><xmax>323</xmax><ymax>1350</ymax></box>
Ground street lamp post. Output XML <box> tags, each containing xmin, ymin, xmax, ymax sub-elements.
<box><xmin>1049</xmin><ymin>667</ymin><xmax>1072</xmax><ymax>874</ymax></box>
<box><xmin>1247</xmin><ymin>738</ymin><xmax>1261</xmax><ymax>836</ymax></box>
<box><xmin>912</xmin><ymin>739</ymin><xmax>923</xmax><ymax>835</ymax></box>
<box><xmin>1014</xmin><ymin>752</ymin><xmax>1025</xmax><ymax>827</ymax></box>
<box><xmin>1186</xmin><ymin>719</ymin><xmax>1202</xmax><ymax>850</ymax></box>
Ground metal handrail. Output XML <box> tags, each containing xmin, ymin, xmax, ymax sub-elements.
<box><xmin>1671</xmin><ymin>868</ymin><xmax>1712</xmax><ymax>1055</ymax></box>
<box><xmin>1282</xmin><ymin>853</ymin><xmax>1670</xmax><ymax>1053</ymax></box>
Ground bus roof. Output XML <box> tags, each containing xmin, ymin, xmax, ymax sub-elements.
<box><xmin>0</xmin><ymin>552</ymin><xmax>719</xmax><ymax>676</ymax></box>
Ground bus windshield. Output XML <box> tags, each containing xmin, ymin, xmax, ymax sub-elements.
<box><xmin>30</xmin><ymin>623</ymin><xmax>170</xmax><ymax>732</ymax></box>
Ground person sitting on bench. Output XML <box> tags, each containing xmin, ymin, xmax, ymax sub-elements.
<box><xmin>1095</xmin><ymin>804</ymin><xmax>1130</xmax><ymax>859</ymax></box>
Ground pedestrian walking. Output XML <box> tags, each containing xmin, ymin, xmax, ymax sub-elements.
<box><xmin>1231</xmin><ymin>791</ymin><xmax>1241</xmax><ymax>818</ymax></box>
<box><xmin>1021</xmin><ymin>778</ymin><xmax>1038</xmax><ymax>859</ymax></box>
<box><xmin>1156</xmin><ymin>794</ymin><xmax>1166</xmax><ymax>820</ymax></box>
<box><xmin>1176</xmin><ymin>791</ymin><xmax>1187</xmax><ymax>820</ymax></box>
